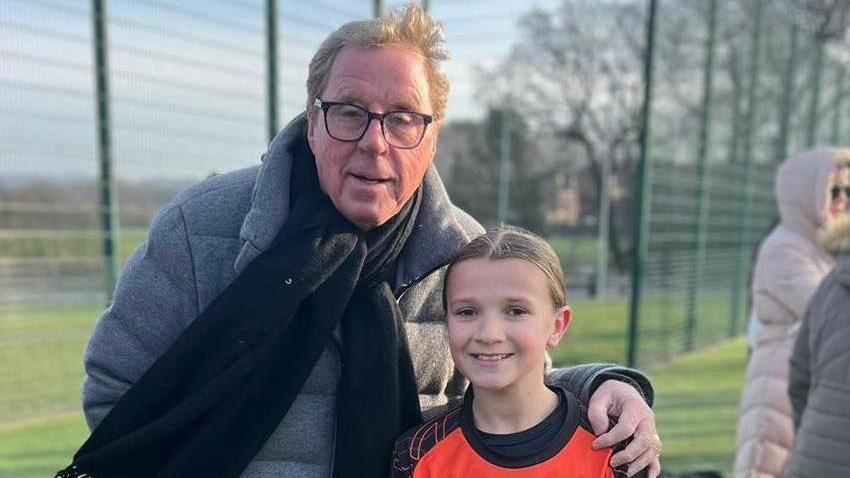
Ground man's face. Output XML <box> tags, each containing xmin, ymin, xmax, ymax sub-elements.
<box><xmin>307</xmin><ymin>46</ymin><xmax>438</xmax><ymax>230</ymax></box>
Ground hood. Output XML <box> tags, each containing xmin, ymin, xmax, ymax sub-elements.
<box><xmin>775</xmin><ymin>148</ymin><xmax>850</xmax><ymax>240</ymax></box>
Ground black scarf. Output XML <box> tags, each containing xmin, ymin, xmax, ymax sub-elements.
<box><xmin>57</xmin><ymin>137</ymin><xmax>423</xmax><ymax>478</ymax></box>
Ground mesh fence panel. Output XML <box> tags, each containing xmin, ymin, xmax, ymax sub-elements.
<box><xmin>1</xmin><ymin>1</ymin><xmax>849</xmax><ymax>476</ymax></box>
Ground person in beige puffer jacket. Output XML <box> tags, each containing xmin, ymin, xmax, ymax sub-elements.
<box><xmin>734</xmin><ymin>148</ymin><xmax>850</xmax><ymax>478</ymax></box>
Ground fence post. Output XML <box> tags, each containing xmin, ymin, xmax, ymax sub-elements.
<box><xmin>731</xmin><ymin>0</ymin><xmax>763</xmax><ymax>336</ymax></box>
<box><xmin>497</xmin><ymin>108</ymin><xmax>512</xmax><ymax>225</ymax></box>
<box><xmin>596</xmin><ymin>154</ymin><xmax>610</xmax><ymax>299</ymax></box>
<box><xmin>374</xmin><ymin>0</ymin><xmax>383</xmax><ymax>18</ymax></box>
<box><xmin>92</xmin><ymin>0</ymin><xmax>119</xmax><ymax>303</ymax></box>
<box><xmin>806</xmin><ymin>40</ymin><xmax>824</xmax><ymax>147</ymax></box>
<box><xmin>421</xmin><ymin>0</ymin><xmax>430</xmax><ymax>13</ymax></box>
<box><xmin>831</xmin><ymin>65</ymin><xmax>846</xmax><ymax>145</ymax></box>
<box><xmin>776</xmin><ymin>23</ymin><xmax>798</xmax><ymax>162</ymax></box>
<box><xmin>685</xmin><ymin>0</ymin><xmax>717</xmax><ymax>351</ymax></box>
<box><xmin>627</xmin><ymin>0</ymin><xmax>658</xmax><ymax>368</ymax></box>
<box><xmin>266</xmin><ymin>0</ymin><xmax>278</xmax><ymax>144</ymax></box>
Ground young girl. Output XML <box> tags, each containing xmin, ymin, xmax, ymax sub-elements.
<box><xmin>391</xmin><ymin>226</ymin><xmax>638</xmax><ymax>477</ymax></box>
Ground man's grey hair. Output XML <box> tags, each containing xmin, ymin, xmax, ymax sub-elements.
<box><xmin>306</xmin><ymin>4</ymin><xmax>450</xmax><ymax>119</ymax></box>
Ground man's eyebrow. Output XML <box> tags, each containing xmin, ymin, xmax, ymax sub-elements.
<box><xmin>332</xmin><ymin>93</ymin><xmax>363</xmax><ymax>104</ymax></box>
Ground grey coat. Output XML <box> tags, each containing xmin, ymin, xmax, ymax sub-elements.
<box><xmin>82</xmin><ymin>116</ymin><xmax>651</xmax><ymax>477</ymax></box>
<box><xmin>786</xmin><ymin>217</ymin><xmax>850</xmax><ymax>478</ymax></box>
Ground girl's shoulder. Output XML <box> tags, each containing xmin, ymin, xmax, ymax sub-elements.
<box><xmin>390</xmin><ymin>403</ymin><xmax>464</xmax><ymax>478</ymax></box>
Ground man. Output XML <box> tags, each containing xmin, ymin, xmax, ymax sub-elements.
<box><xmin>63</xmin><ymin>5</ymin><xmax>661</xmax><ymax>478</ymax></box>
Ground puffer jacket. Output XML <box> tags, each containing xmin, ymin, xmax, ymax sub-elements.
<box><xmin>82</xmin><ymin>115</ymin><xmax>652</xmax><ymax>478</ymax></box>
<box><xmin>785</xmin><ymin>217</ymin><xmax>850</xmax><ymax>477</ymax></box>
<box><xmin>734</xmin><ymin>148</ymin><xmax>848</xmax><ymax>478</ymax></box>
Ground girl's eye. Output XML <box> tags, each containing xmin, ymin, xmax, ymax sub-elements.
<box><xmin>507</xmin><ymin>307</ymin><xmax>527</xmax><ymax>317</ymax></box>
<box><xmin>454</xmin><ymin>308</ymin><xmax>476</xmax><ymax>317</ymax></box>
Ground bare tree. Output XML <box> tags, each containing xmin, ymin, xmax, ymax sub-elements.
<box><xmin>476</xmin><ymin>0</ymin><xmax>647</xmax><ymax>269</ymax></box>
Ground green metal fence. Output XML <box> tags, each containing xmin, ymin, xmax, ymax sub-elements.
<box><xmin>1</xmin><ymin>0</ymin><xmax>849</xmax><ymax>476</ymax></box>
<box><xmin>629</xmin><ymin>0</ymin><xmax>850</xmax><ymax>368</ymax></box>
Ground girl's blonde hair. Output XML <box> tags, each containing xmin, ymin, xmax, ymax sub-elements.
<box><xmin>444</xmin><ymin>226</ymin><xmax>568</xmax><ymax>311</ymax></box>
<box><xmin>306</xmin><ymin>4</ymin><xmax>450</xmax><ymax>119</ymax></box>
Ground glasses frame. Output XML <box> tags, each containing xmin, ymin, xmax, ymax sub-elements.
<box><xmin>313</xmin><ymin>98</ymin><xmax>435</xmax><ymax>150</ymax></box>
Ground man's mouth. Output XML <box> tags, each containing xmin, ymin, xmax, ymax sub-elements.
<box><xmin>351</xmin><ymin>173</ymin><xmax>389</xmax><ymax>184</ymax></box>
<box><xmin>470</xmin><ymin>353</ymin><xmax>514</xmax><ymax>361</ymax></box>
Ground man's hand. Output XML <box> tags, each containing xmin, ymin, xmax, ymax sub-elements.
<box><xmin>587</xmin><ymin>380</ymin><xmax>661</xmax><ymax>477</ymax></box>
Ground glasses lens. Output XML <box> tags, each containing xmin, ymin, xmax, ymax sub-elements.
<box><xmin>384</xmin><ymin>112</ymin><xmax>426</xmax><ymax>148</ymax></box>
<box><xmin>831</xmin><ymin>187</ymin><xmax>850</xmax><ymax>200</ymax></box>
<box><xmin>326</xmin><ymin>104</ymin><xmax>368</xmax><ymax>141</ymax></box>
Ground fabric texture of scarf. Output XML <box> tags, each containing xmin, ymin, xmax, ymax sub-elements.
<box><xmin>57</xmin><ymin>136</ymin><xmax>423</xmax><ymax>478</ymax></box>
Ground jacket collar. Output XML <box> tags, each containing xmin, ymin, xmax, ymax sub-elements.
<box><xmin>235</xmin><ymin>113</ymin><xmax>475</xmax><ymax>291</ymax></box>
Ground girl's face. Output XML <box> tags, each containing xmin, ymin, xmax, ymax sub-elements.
<box><xmin>828</xmin><ymin>167</ymin><xmax>849</xmax><ymax>223</ymax></box>
<box><xmin>446</xmin><ymin>258</ymin><xmax>571</xmax><ymax>396</ymax></box>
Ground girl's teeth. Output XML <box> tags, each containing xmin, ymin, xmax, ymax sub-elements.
<box><xmin>476</xmin><ymin>354</ymin><xmax>511</xmax><ymax>361</ymax></box>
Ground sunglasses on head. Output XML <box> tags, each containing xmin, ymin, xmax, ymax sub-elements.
<box><xmin>831</xmin><ymin>186</ymin><xmax>850</xmax><ymax>200</ymax></box>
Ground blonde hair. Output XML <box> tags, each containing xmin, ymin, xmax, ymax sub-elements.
<box><xmin>306</xmin><ymin>4</ymin><xmax>450</xmax><ymax>119</ymax></box>
<box><xmin>443</xmin><ymin>226</ymin><xmax>568</xmax><ymax>311</ymax></box>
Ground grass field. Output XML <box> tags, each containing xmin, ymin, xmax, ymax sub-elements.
<box><xmin>0</xmin><ymin>300</ymin><xmax>747</xmax><ymax>477</ymax></box>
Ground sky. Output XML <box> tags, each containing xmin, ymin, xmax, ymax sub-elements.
<box><xmin>0</xmin><ymin>0</ymin><xmax>564</xmax><ymax>180</ymax></box>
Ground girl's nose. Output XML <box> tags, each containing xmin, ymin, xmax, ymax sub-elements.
<box><xmin>474</xmin><ymin>316</ymin><xmax>505</xmax><ymax>344</ymax></box>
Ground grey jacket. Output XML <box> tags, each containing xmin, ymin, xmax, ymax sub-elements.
<box><xmin>786</xmin><ymin>217</ymin><xmax>850</xmax><ymax>478</ymax></box>
<box><xmin>83</xmin><ymin>116</ymin><xmax>651</xmax><ymax>477</ymax></box>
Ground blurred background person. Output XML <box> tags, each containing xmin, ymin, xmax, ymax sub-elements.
<box><xmin>734</xmin><ymin>148</ymin><xmax>850</xmax><ymax>478</ymax></box>
<box><xmin>785</xmin><ymin>210</ymin><xmax>850</xmax><ymax>478</ymax></box>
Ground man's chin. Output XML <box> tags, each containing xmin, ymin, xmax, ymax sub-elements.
<box><xmin>344</xmin><ymin>208</ymin><xmax>393</xmax><ymax>231</ymax></box>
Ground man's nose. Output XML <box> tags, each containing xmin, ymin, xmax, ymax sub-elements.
<box><xmin>358</xmin><ymin>117</ymin><xmax>388</xmax><ymax>154</ymax></box>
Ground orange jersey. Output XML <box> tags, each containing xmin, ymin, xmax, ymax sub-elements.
<box><xmin>392</xmin><ymin>386</ymin><xmax>625</xmax><ymax>478</ymax></box>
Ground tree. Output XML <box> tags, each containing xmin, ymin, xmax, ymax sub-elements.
<box><xmin>477</xmin><ymin>0</ymin><xmax>646</xmax><ymax>269</ymax></box>
<box><xmin>448</xmin><ymin>107</ymin><xmax>546</xmax><ymax>234</ymax></box>
<box><xmin>476</xmin><ymin>0</ymin><xmax>850</xmax><ymax>271</ymax></box>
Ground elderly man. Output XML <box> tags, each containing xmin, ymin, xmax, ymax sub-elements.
<box><xmin>60</xmin><ymin>5</ymin><xmax>660</xmax><ymax>478</ymax></box>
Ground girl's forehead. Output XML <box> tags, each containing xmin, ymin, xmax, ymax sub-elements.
<box><xmin>447</xmin><ymin>258</ymin><xmax>551</xmax><ymax>294</ymax></box>
<box><xmin>451</xmin><ymin>257</ymin><xmax>542</xmax><ymax>275</ymax></box>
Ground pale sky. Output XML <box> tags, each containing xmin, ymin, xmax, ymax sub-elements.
<box><xmin>0</xmin><ymin>0</ymin><xmax>562</xmax><ymax>180</ymax></box>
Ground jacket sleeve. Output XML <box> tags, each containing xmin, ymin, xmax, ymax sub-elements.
<box><xmin>789</xmin><ymin>302</ymin><xmax>814</xmax><ymax>429</ymax></box>
<box><xmin>82</xmin><ymin>203</ymin><xmax>200</xmax><ymax>430</ymax></box>
<box><xmin>547</xmin><ymin>364</ymin><xmax>654</xmax><ymax>407</ymax></box>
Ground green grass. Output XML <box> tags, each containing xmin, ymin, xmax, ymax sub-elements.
<box><xmin>0</xmin><ymin>305</ymin><xmax>100</xmax><ymax>425</ymax></box>
<box><xmin>0</xmin><ymin>229</ymin><xmax>148</xmax><ymax>263</ymax></box>
<box><xmin>548</xmin><ymin>235</ymin><xmax>600</xmax><ymax>271</ymax></box>
<box><xmin>651</xmin><ymin>338</ymin><xmax>746</xmax><ymax>476</ymax></box>
<box><xmin>552</xmin><ymin>294</ymin><xmax>737</xmax><ymax>367</ymax></box>
<box><xmin>0</xmin><ymin>301</ymin><xmax>746</xmax><ymax>477</ymax></box>
<box><xmin>0</xmin><ymin>414</ymin><xmax>88</xmax><ymax>478</ymax></box>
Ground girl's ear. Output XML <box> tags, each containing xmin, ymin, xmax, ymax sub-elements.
<box><xmin>547</xmin><ymin>306</ymin><xmax>572</xmax><ymax>350</ymax></box>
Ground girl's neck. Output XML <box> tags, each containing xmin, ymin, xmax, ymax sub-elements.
<box><xmin>471</xmin><ymin>381</ymin><xmax>559</xmax><ymax>435</ymax></box>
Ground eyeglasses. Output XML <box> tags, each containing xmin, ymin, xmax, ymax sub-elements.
<box><xmin>831</xmin><ymin>186</ymin><xmax>850</xmax><ymax>200</ymax></box>
<box><xmin>313</xmin><ymin>98</ymin><xmax>434</xmax><ymax>149</ymax></box>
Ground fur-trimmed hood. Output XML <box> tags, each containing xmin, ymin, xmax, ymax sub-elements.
<box><xmin>775</xmin><ymin>148</ymin><xmax>850</xmax><ymax>241</ymax></box>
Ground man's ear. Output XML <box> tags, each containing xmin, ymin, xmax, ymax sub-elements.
<box><xmin>306</xmin><ymin>108</ymin><xmax>318</xmax><ymax>150</ymax></box>
<box><xmin>430</xmin><ymin>122</ymin><xmax>441</xmax><ymax>157</ymax></box>
<box><xmin>547</xmin><ymin>306</ymin><xmax>572</xmax><ymax>350</ymax></box>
